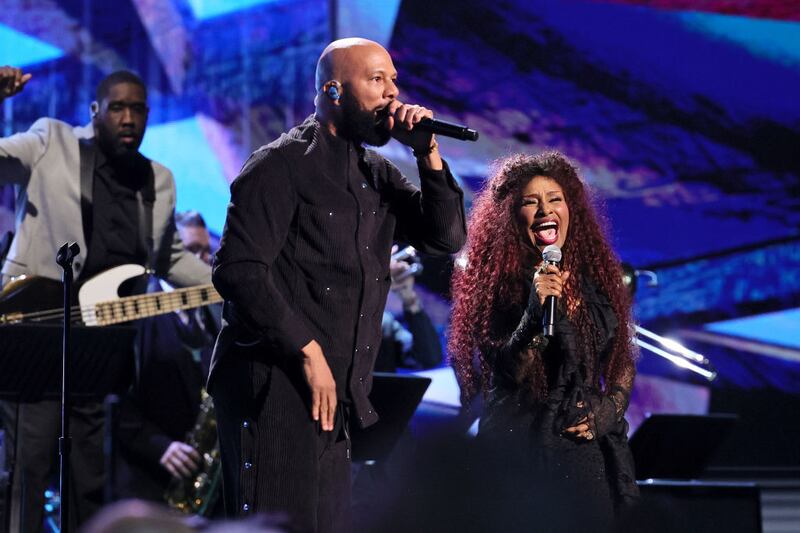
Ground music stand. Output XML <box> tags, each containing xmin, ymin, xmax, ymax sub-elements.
<box><xmin>0</xmin><ymin>323</ymin><xmax>135</xmax><ymax>530</ymax></box>
<box><xmin>0</xmin><ymin>324</ymin><xmax>136</xmax><ymax>402</ymax></box>
<box><xmin>630</xmin><ymin>413</ymin><xmax>738</xmax><ymax>480</ymax></box>
<box><xmin>350</xmin><ymin>373</ymin><xmax>431</xmax><ymax>463</ymax></box>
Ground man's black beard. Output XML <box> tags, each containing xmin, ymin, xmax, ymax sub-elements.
<box><xmin>97</xmin><ymin>131</ymin><xmax>141</xmax><ymax>165</ymax></box>
<box><xmin>338</xmin><ymin>96</ymin><xmax>391</xmax><ymax>147</ymax></box>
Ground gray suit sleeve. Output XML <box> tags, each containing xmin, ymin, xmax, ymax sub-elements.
<box><xmin>0</xmin><ymin>117</ymin><xmax>51</xmax><ymax>186</ymax></box>
<box><xmin>152</xmin><ymin>167</ymin><xmax>213</xmax><ymax>287</ymax></box>
<box><xmin>160</xmin><ymin>223</ymin><xmax>213</xmax><ymax>287</ymax></box>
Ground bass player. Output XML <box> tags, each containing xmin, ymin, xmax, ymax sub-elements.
<box><xmin>0</xmin><ymin>66</ymin><xmax>210</xmax><ymax>532</ymax></box>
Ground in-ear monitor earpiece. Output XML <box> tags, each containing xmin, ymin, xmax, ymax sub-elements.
<box><xmin>325</xmin><ymin>81</ymin><xmax>341</xmax><ymax>101</ymax></box>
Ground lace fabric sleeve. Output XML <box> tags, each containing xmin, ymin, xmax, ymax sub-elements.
<box><xmin>486</xmin><ymin>286</ymin><xmax>547</xmax><ymax>384</ymax></box>
<box><xmin>587</xmin><ymin>349</ymin><xmax>636</xmax><ymax>438</ymax></box>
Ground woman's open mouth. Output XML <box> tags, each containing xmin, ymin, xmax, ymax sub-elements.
<box><xmin>532</xmin><ymin>220</ymin><xmax>559</xmax><ymax>245</ymax></box>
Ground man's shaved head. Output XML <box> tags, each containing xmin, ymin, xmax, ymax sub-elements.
<box><xmin>315</xmin><ymin>38</ymin><xmax>388</xmax><ymax>91</ymax></box>
<box><xmin>314</xmin><ymin>37</ymin><xmax>400</xmax><ymax>146</ymax></box>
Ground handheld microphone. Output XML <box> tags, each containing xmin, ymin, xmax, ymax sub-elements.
<box><xmin>541</xmin><ymin>244</ymin><xmax>562</xmax><ymax>337</ymax></box>
<box><xmin>416</xmin><ymin>118</ymin><xmax>479</xmax><ymax>141</ymax></box>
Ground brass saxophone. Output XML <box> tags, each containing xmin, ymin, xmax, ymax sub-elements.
<box><xmin>164</xmin><ymin>389</ymin><xmax>222</xmax><ymax>516</ymax></box>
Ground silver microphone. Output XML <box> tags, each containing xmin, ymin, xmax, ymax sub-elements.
<box><xmin>541</xmin><ymin>245</ymin><xmax>562</xmax><ymax>337</ymax></box>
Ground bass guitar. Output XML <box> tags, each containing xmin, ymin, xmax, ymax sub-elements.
<box><xmin>0</xmin><ymin>264</ymin><xmax>221</xmax><ymax>327</ymax></box>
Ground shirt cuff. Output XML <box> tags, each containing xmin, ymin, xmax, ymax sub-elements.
<box><xmin>148</xmin><ymin>434</ymin><xmax>174</xmax><ymax>463</ymax></box>
<box><xmin>418</xmin><ymin>159</ymin><xmax>462</xmax><ymax>199</ymax></box>
<box><xmin>274</xmin><ymin>311</ymin><xmax>315</xmax><ymax>356</ymax></box>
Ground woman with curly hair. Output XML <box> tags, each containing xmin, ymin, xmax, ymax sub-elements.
<box><xmin>449</xmin><ymin>151</ymin><xmax>638</xmax><ymax>524</ymax></box>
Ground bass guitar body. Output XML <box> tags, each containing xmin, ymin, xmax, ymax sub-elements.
<box><xmin>0</xmin><ymin>275</ymin><xmax>71</xmax><ymax>321</ymax></box>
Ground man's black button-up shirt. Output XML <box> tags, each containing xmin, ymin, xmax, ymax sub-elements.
<box><xmin>210</xmin><ymin>115</ymin><xmax>466</xmax><ymax>427</ymax></box>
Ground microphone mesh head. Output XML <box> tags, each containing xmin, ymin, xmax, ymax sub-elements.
<box><xmin>542</xmin><ymin>244</ymin><xmax>562</xmax><ymax>263</ymax></box>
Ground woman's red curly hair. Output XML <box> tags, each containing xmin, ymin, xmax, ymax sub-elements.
<box><xmin>448</xmin><ymin>151</ymin><xmax>636</xmax><ymax>404</ymax></box>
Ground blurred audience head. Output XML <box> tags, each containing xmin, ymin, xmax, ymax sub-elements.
<box><xmin>81</xmin><ymin>500</ymin><xmax>292</xmax><ymax>533</ymax></box>
<box><xmin>80</xmin><ymin>500</ymin><xmax>192</xmax><ymax>533</ymax></box>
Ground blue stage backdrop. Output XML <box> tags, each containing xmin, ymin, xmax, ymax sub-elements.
<box><xmin>2</xmin><ymin>1</ymin><xmax>798</xmax><ymax>368</ymax></box>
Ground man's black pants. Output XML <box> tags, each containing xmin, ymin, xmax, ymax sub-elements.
<box><xmin>213</xmin><ymin>348</ymin><xmax>352</xmax><ymax>533</ymax></box>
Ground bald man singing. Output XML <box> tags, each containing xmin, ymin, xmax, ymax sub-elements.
<box><xmin>207</xmin><ymin>38</ymin><xmax>466</xmax><ymax>531</ymax></box>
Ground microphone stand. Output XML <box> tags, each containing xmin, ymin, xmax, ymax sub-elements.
<box><xmin>56</xmin><ymin>242</ymin><xmax>80</xmax><ymax>533</ymax></box>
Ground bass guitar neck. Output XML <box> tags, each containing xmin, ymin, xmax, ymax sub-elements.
<box><xmin>0</xmin><ymin>264</ymin><xmax>220</xmax><ymax>327</ymax></box>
